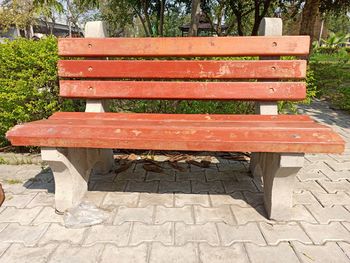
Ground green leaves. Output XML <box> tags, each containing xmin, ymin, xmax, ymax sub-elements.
<box><xmin>0</xmin><ymin>37</ymin><xmax>60</xmax><ymax>146</ymax></box>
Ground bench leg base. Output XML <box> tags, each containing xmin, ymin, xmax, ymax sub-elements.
<box><xmin>41</xmin><ymin>147</ymin><xmax>99</xmax><ymax>213</ymax></box>
<box><xmin>251</xmin><ymin>153</ymin><xmax>304</xmax><ymax>221</ymax></box>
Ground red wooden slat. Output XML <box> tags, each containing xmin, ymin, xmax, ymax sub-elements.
<box><xmin>50</xmin><ymin>112</ymin><xmax>314</xmax><ymax>123</ymax></box>
<box><xmin>6</xmin><ymin>117</ymin><xmax>344</xmax><ymax>153</ymax></box>
<box><xmin>58</xmin><ymin>60</ymin><xmax>307</xmax><ymax>79</ymax></box>
<box><xmin>58</xmin><ymin>36</ymin><xmax>310</xmax><ymax>57</ymax></box>
<box><xmin>59</xmin><ymin>81</ymin><xmax>306</xmax><ymax>100</ymax></box>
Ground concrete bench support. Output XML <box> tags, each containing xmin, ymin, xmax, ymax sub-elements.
<box><xmin>41</xmin><ymin>147</ymin><xmax>113</xmax><ymax>213</ymax></box>
<box><xmin>252</xmin><ymin>153</ymin><xmax>304</xmax><ymax>220</ymax></box>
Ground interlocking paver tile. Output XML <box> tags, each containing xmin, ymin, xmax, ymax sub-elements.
<box><xmin>49</xmin><ymin>243</ymin><xmax>104</xmax><ymax>263</ymax></box>
<box><xmin>149</xmin><ymin>243</ymin><xmax>198</xmax><ymax>263</ymax></box>
<box><xmin>199</xmin><ymin>243</ymin><xmax>249</xmax><ymax>263</ymax></box>
<box><xmin>2</xmin><ymin>193</ymin><xmax>37</xmax><ymax>208</ymax></box>
<box><xmin>205</xmin><ymin>170</ymin><xmax>237</xmax><ymax>181</ymax></box>
<box><xmin>224</xmin><ymin>180</ymin><xmax>258</xmax><ymax>193</ymax></box>
<box><xmin>175</xmin><ymin>171</ymin><xmax>206</xmax><ymax>182</ymax></box>
<box><xmin>323</xmin><ymin>170</ymin><xmax>350</xmax><ymax>181</ymax></box>
<box><xmin>293</xmin><ymin>181</ymin><xmax>326</xmax><ymax>193</ymax></box>
<box><xmin>243</xmin><ymin>192</ymin><xmax>264</xmax><ymax>207</ymax></box>
<box><xmin>26</xmin><ymin>192</ymin><xmax>54</xmax><ymax>208</ymax></box>
<box><xmin>32</xmin><ymin>207</ymin><xmax>64</xmax><ymax>225</ymax></box>
<box><xmin>338</xmin><ymin>242</ymin><xmax>350</xmax><ymax>260</ymax></box>
<box><xmin>306</xmin><ymin>205</ymin><xmax>350</xmax><ymax>224</ymax></box>
<box><xmin>84</xmin><ymin>224</ymin><xmax>131</xmax><ymax>246</ymax></box>
<box><xmin>146</xmin><ymin>171</ymin><xmax>175</xmax><ymax>181</ymax></box>
<box><xmin>194</xmin><ymin>206</ymin><xmax>235</xmax><ymax>224</ymax></box>
<box><xmin>100</xmin><ymin>244</ymin><xmax>148</xmax><ymax>263</ymax></box>
<box><xmin>83</xmin><ymin>191</ymin><xmax>107</xmax><ymax>207</ymax></box>
<box><xmin>154</xmin><ymin>206</ymin><xmax>193</xmax><ymax>224</ymax></box>
<box><xmin>102</xmin><ymin>192</ymin><xmax>140</xmax><ymax>208</ymax></box>
<box><xmin>0</xmin><ymin>243</ymin><xmax>57</xmax><ymax>263</ymax></box>
<box><xmin>175</xmin><ymin>222</ymin><xmax>220</xmax><ymax>246</ymax></box>
<box><xmin>0</xmin><ymin>223</ymin><xmax>8</xmax><ymax>232</ymax></box>
<box><xmin>130</xmin><ymin>222</ymin><xmax>173</xmax><ymax>245</ymax></box>
<box><xmin>217</xmin><ymin>222</ymin><xmax>266</xmax><ymax>246</ymax></box>
<box><xmin>217</xmin><ymin>162</ymin><xmax>246</xmax><ymax>172</ymax></box>
<box><xmin>0</xmin><ymin>242</ymin><xmax>10</xmax><ymax>258</ymax></box>
<box><xmin>175</xmin><ymin>193</ymin><xmax>210</xmax><ymax>207</ymax></box>
<box><xmin>325</xmin><ymin>160</ymin><xmax>350</xmax><ymax>171</ymax></box>
<box><xmin>158</xmin><ymin>180</ymin><xmax>191</xmax><ymax>193</ymax></box>
<box><xmin>191</xmin><ymin>181</ymin><xmax>225</xmax><ymax>194</ymax></box>
<box><xmin>209</xmin><ymin>192</ymin><xmax>247</xmax><ymax>207</ymax></box>
<box><xmin>293</xmin><ymin>191</ymin><xmax>320</xmax><ymax>206</ymax></box>
<box><xmin>297</xmin><ymin>170</ymin><xmax>329</xmax><ymax>182</ymax></box>
<box><xmin>126</xmin><ymin>181</ymin><xmax>159</xmax><ymax>193</ymax></box>
<box><xmin>291</xmin><ymin>241</ymin><xmax>350</xmax><ymax>263</ymax></box>
<box><xmin>342</xmin><ymin>221</ymin><xmax>350</xmax><ymax>231</ymax></box>
<box><xmin>313</xmin><ymin>192</ymin><xmax>350</xmax><ymax>206</ymax></box>
<box><xmin>259</xmin><ymin>222</ymin><xmax>312</xmax><ymax>245</ymax></box>
<box><xmin>138</xmin><ymin>193</ymin><xmax>173</xmax><ymax>207</ymax></box>
<box><xmin>300</xmin><ymin>222</ymin><xmax>350</xmax><ymax>244</ymax></box>
<box><xmin>1</xmin><ymin>182</ymin><xmax>31</xmax><ymax>194</ymax></box>
<box><xmin>114</xmin><ymin>206</ymin><xmax>154</xmax><ymax>225</ymax></box>
<box><xmin>116</xmin><ymin>170</ymin><xmax>146</xmax><ymax>181</ymax></box>
<box><xmin>0</xmin><ymin>223</ymin><xmax>49</xmax><ymax>246</ymax></box>
<box><xmin>318</xmin><ymin>180</ymin><xmax>350</xmax><ymax>193</ymax></box>
<box><xmin>230</xmin><ymin>205</ymin><xmax>272</xmax><ymax>225</ymax></box>
<box><xmin>287</xmin><ymin>205</ymin><xmax>317</xmax><ymax>223</ymax></box>
<box><xmin>39</xmin><ymin>223</ymin><xmax>86</xmax><ymax>245</ymax></box>
<box><xmin>245</xmin><ymin>242</ymin><xmax>299</xmax><ymax>263</ymax></box>
<box><xmin>90</xmin><ymin>180</ymin><xmax>127</xmax><ymax>191</ymax></box>
<box><xmin>0</xmin><ymin>207</ymin><xmax>42</xmax><ymax>225</ymax></box>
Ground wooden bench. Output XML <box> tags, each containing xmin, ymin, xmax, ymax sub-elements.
<box><xmin>6</xmin><ymin>19</ymin><xmax>344</xmax><ymax>220</ymax></box>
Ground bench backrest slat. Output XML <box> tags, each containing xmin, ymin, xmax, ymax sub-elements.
<box><xmin>58</xmin><ymin>36</ymin><xmax>309</xmax><ymax>101</ymax></box>
<box><xmin>59</xmin><ymin>81</ymin><xmax>306</xmax><ymax>100</ymax></box>
<box><xmin>58</xmin><ymin>36</ymin><xmax>310</xmax><ymax>57</ymax></box>
<box><xmin>58</xmin><ymin>60</ymin><xmax>306</xmax><ymax>79</ymax></box>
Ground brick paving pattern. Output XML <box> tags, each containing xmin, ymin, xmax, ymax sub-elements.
<box><xmin>0</xmin><ymin>100</ymin><xmax>349</xmax><ymax>262</ymax></box>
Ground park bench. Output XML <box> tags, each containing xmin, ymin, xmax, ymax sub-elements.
<box><xmin>6</xmin><ymin>19</ymin><xmax>344</xmax><ymax>220</ymax></box>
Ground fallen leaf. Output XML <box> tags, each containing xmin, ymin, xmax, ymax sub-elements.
<box><xmin>115</xmin><ymin>161</ymin><xmax>132</xmax><ymax>174</ymax></box>
<box><xmin>143</xmin><ymin>163</ymin><xmax>163</xmax><ymax>173</ymax></box>
<box><xmin>167</xmin><ymin>161</ymin><xmax>186</xmax><ymax>171</ymax></box>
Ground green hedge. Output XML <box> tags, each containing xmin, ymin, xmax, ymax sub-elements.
<box><xmin>0</xmin><ymin>37</ymin><xmax>317</xmax><ymax>148</ymax></box>
<box><xmin>0</xmin><ymin>37</ymin><xmax>83</xmax><ymax>147</ymax></box>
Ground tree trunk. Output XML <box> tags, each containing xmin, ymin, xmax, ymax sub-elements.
<box><xmin>251</xmin><ymin>0</ymin><xmax>272</xmax><ymax>36</ymax></box>
<box><xmin>142</xmin><ymin>0</ymin><xmax>153</xmax><ymax>36</ymax></box>
<box><xmin>299</xmin><ymin>0</ymin><xmax>320</xmax><ymax>42</ymax></box>
<box><xmin>188</xmin><ymin>0</ymin><xmax>201</xmax><ymax>36</ymax></box>
<box><xmin>0</xmin><ymin>183</ymin><xmax>4</xmax><ymax>207</ymax></box>
<box><xmin>159</xmin><ymin>0</ymin><xmax>165</xmax><ymax>36</ymax></box>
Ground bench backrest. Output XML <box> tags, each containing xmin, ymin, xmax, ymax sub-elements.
<box><xmin>57</xmin><ymin>36</ymin><xmax>309</xmax><ymax>101</ymax></box>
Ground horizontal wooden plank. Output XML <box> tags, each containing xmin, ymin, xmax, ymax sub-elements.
<box><xmin>59</xmin><ymin>81</ymin><xmax>306</xmax><ymax>100</ymax></box>
<box><xmin>58</xmin><ymin>60</ymin><xmax>307</xmax><ymax>79</ymax></box>
<box><xmin>50</xmin><ymin>112</ymin><xmax>315</xmax><ymax>123</ymax></box>
<box><xmin>58</xmin><ymin>36</ymin><xmax>310</xmax><ymax>57</ymax></box>
<box><xmin>7</xmin><ymin>115</ymin><xmax>344</xmax><ymax>153</ymax></box>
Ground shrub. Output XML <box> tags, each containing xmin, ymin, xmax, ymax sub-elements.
<box><xmin>0</xmin><ymin>37</ymin><xmax>80</xmax><ymax>147</ymax></box>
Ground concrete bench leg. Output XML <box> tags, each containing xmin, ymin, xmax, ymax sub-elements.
<box><xmin>41</xmin><ymin>147</ymin><xmax>101</xmax><ymax>213</ymax></box>
<box><xmin>251</xmin><ymin>153</ymin><xmax>304</xmax><ymax>220</ymax></box>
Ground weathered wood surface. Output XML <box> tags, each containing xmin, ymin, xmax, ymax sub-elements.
<box><xmin>59</xmin><ymin>81</ymin><xmax>306</xmax><ymax>100</ymax></box>
<box><xmin>58</xmin><ymin>60</ymin><xmax>307</xmax><ymax>79</ymax></box>
<box><xmin>58</xmin><ymin>36</ymin><xmax>310</xmax><ymax>57</ymax></box>
<box><xmin>6</xmin><ymin>113</ymin><xmax>344</xmax><ymax>153</ymax></box>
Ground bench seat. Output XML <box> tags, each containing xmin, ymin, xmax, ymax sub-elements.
<box><xmin>7</xmin><ymin>112</ymin><xmax>344</xmax><ymax>153</ymax></box>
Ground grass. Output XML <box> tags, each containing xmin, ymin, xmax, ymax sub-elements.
<box><xmin>309</xmin><ymin>49</ymin><xmax>350</xmax><ymax>111</ymax></box>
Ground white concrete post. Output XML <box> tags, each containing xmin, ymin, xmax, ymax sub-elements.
<box><xmin>84</xmin><ymin>21</ymin><xmax>114</xmax><ymax>174</ymax></box>
<box><xmin>84</xmin><ymin>21</ymin><xmax>109</xmax><ymax>112</ymax></box>
<box><xmin>256</xmin><ymin>17</ymin><xmax>282</xmax><ymax>115</ymax></box>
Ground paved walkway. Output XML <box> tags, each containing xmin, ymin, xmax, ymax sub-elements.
<box><xmin>0</xmin><ymin>100</ymin><xmax>350</xmax><ymax>263</ymax></box>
